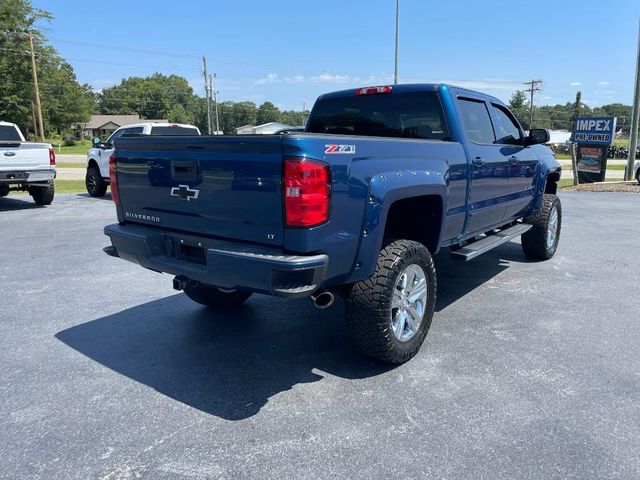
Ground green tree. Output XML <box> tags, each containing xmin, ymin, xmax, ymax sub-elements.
<box><xmin>601</xmin><ymin>103</ymin><xmax>632</xmax><ymax>135</ymax></box>
<box><xmin>0</xmin><ymin>0</ymin><xmax>95</xmax><ymax>136</ymax></box>
<box><xmin>281</xmin><ymin>110</ymin><xmax>306</xmax><ymax>126</ymax></box>
<box><xmin>167</xmin><ymin>104</ymin><xmax>191</xmax><ymax>124</ymax></box>
<box><xmin>256</xmin><ymin>101</ymin><xmax>281</xmax><ymax>125</ymax></box>
<box><xmin>508</xmin><ymin>90</ymin><xmax>529</xmax><ymax>129</ymax></box>
<box><xmin>99</xmin><ymin>73</ymin><xmax>197</xmax><ymax>121</ymax></box>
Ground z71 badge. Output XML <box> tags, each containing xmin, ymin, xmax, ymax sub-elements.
<box><xmin>325</xmin><ymin>144</ymin><xmax>356</xmax><ymax>154</ymax></box>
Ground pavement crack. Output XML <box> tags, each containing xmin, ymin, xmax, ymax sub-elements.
<box><xmin>101</xmin><ymin>420</ymin><xmax>198</xmax><ymax>480</ymax></box>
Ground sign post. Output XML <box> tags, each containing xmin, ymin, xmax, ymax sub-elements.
<box><xmin>572</xmin><ymin>116</ymin><xmax>617</xmax><ymax>183</ymax></box>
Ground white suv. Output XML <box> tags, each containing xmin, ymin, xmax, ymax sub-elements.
<box><xmin>85</xmin><ymin>122</ymin><xmax>200</xmax><ymax>197</ymax></box>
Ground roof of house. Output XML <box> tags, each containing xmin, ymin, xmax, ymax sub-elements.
<box><xmin>83</xmin><ymin>115</ymin><xmax>141</xmax><ymax>129</ymax></box>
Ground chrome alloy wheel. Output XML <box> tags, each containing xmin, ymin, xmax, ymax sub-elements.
<box><xmin>546</xmin><ymin>205</ymin><xmax>559</xmax><ymax>249</ymax></box>
<box><xmin>391</xmin><ymin>264</ymin><xmax>428</xmax><ymax>342</ymax></box>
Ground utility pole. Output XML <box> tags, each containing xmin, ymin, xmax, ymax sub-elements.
<box><xmin>209</xmin><ymin>73</ymin><xmax>220</xmax><ymax>134</ymax></box>
<box><xmin>202</xmin><ymin>56</ymin><xmax>212</xmax><ymax>135</ymax></box>
<box><xmin>302</xmin><ymin>101</ymin><xmax>307</xmax><ymax>126</ymax></box>
<box><xmin>394</xmin><ymin>0</ymin><xmax>399</xmax><ymax>85</ymax></box>
<box><xmin>626</xmin><ymin>19</ymin><xmax>640</xmax><ymax>181</ymax></box>
<box><xmin>29</xmin><ymin>31</ymin><xmax>44</xmax><ymax>141</ymax></box>
<box><xmin>570</xmin><ymin>91</ymin><xmax>581</xmax><ymax>185</ymax></box>
<box><xmin>524</xmin><ymin>79</ymin><xmax>543</xmax><ymax>129</ymax></box>
<box><xmin>31</xmin><ymin>101</ymin><xmax>38</xmax><ymax>140</ymax></box>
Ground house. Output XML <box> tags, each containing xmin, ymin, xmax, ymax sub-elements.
<box><xmin>75</xmin><ymin>115</ymin><xmax>168</xmax><ymax>139</ymax></box>
<box><xmin>236</xmin><ymin>122</ymin><xmax>295</xmax><ymax>135</ymax></box>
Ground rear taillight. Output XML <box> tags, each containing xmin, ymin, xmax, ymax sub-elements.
<box><xmin>48</xmin><ymin>148</ymin><xmax>55</xmax><ymax>166</ymax></box>
<box><xmin>109</xmin><ymin>154</ymin><xmax>119</xmax><ymax>204</ymax></box>
<box><xmin>355</xmin><ymin>85</ymin><xmax>392</xmax><ymax>96</ymax></box>
<box><xmin>284</xmin><ymin>157</ymin><xmax>330</xmax><ymax>227</ymax></box>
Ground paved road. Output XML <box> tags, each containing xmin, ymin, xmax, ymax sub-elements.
<box><xmin>56</xmin><ymin>154</ymin><xmax>86</xmax><ymax>163</ymax></box>
<box><xmin>1</xmin><ymin>193</ymin><xmax>639</xmax><ymax>479</ymax></box>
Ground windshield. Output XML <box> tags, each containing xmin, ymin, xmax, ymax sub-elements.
<box><xmin>306</xmin><ymin>91</ymin><xmax>449</xmax><ymax>140</ymax></box>
<box><xmin>150</xmin><ymin>126</ymin><xmax>199</xmax><ymax>136</ymax></box>
<box><xmin>0</xmin><ymin>125</ymin><xmax>22</xmax><ymax>141</ymax></box>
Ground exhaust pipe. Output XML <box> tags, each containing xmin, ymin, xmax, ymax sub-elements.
<box><xmin>311</xmin><ymin>289</ymin><xmax>334</xmax><ymax>309</ymax></box>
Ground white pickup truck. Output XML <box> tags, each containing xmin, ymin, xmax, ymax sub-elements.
<box><xmin>0</xmin><ymin>121</ymin><xmax>56</xmax><ymax>205</ymax></box>
<box><xmin>85</xmin><ymin>122</ymin><xmax>200</xmax><ymax>197</ymax></box>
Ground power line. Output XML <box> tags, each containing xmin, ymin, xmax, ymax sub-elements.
<box><xmin>48</xmin><ymin>36</ymin><xmax>200</xmax><ymax>60</ymax></box>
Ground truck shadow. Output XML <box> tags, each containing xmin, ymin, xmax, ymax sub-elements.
<box><xmin>74</xmin><ymin>192</ymin><xmax>113</xmax><ymax>201</ymax></box>
<box><xmin>0</xmin><ymin>196</ymin><xmax>43</xmax><ymax>211</ymax></box>
<box><xmin>56</xmin><ymin>294</ymin><xmax>391</xmax><ymax>421</ymax></box>
<box><xmin>434</xmin><ymin>241</ymin><xmax>528</xmax><ymax>312</ymax></box>
<box><xmin>55</xmin><ymin>243</ymin><xmax>526</xmax><ymax>421</ymax></box>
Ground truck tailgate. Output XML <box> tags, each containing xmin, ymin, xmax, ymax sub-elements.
<box><xmin>0</xmin><ymin>142</ymin><xmax>51</xmax><ymax>170</ymax></box>
<box><xmin>114</xmin><ymin>136</ymin><xmax>285</xmax><ymax>247</ymax></box>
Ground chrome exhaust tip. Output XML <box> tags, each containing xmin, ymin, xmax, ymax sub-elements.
<box><xmin>311</xmin><ymin>289</ymin><xmax>334</xmax><ymax>309</ymax></box>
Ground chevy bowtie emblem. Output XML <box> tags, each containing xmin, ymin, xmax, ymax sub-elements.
<box><xmin>170</xmin><ymin>184</ymin><xmax>200</xmax><ymax>201</ymax></box>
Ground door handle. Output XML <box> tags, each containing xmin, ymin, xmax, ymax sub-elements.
<box><xmin>508</xmin><ymin>155</ymin><xmax>519</xmax><ymax>164</ymax></box>
<box><xmin>472</xmin><ymin>157</ymin><xmax>486</xmax><ymax>168</ymax></box>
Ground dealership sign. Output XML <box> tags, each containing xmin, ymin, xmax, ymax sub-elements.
<box><xmin>572</xmin><ymin>116</ymin><xmax>617</xmax><ymax>183</ymax></box>
<box><xmin>573</xmin><ymin>117</ymin><xmax>617</xmax><ymax>145</ymax></box>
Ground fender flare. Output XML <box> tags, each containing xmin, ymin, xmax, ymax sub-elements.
<box><xmin>532</xmin><ymin>163</ymin><xmax>562</xmax><ymax>212</ymax></box>
<box><xmin>345</xmin><ymin>169</ymin><xmax>447</xmax><ymax>282</ymax></box>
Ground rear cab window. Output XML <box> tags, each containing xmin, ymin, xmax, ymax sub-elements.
<box><xmin>150</xmin><ymin>126</ymin><xmax>199</xmax><ymax>136</ymax></box>
<box><xmin>0</xmin><ymin>125</ymin><xmax>22</xmax><ymax>142</ymax></box>
<box><xmin>124</xmin><ymin>127</ymin><xmax>144</xmax><ymax>135</ymax></box>
<box><xmin>306</xmin><ymin>91</ymin><xmax>449</xmax><ymax>140</ymax></box>
<box><xmin>458</xmin><ymin>98</ymin><xmax>495</xmax><ymax>144</ymax></box>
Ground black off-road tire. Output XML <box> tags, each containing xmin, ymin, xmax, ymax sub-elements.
<box><xmin>30</xmin><ymin>180</ymin><xmax>55</xmax><ymax>205</ymax></box>
<box><xmin>86</xmin><ymin>166</ymin><xmax>108</xmax><ymax>197</ymax></box>
<box><xmin>521</xmin><ymin>193</ymin><xmax>562</xmax><ymax>260</ymax></box>
<box><xmin>0</xmin><ymin>186</ymin><xmax>9</xmax><ymax>197</ymax></box>
<box><xmin>184</xmin><ymin>283</ymin><xmax>252</xmax><ymax>308</ymax></box>
<box><xmin>345</xmin><ymin>239</ymin><xmax>437</xmax><ymax>364</ymax></box>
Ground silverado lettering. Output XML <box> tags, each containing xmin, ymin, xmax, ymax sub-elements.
<box><xmin>124</xmin><ymin>212</ymin><xmax>160</xmax><ymax>223</ymax></box>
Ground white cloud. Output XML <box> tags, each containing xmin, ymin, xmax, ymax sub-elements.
<box><xmin>286</xmin><ymin>75</ymin><xmax>305</xmax><ymax>83</ymax></box>
<box><xmin>255</xmin><ymin>73</ymin><xmax>280</xmax><ymax>85</ymax></box>
<box><xmin>253</xmin><ymin>71</ymin><xmax>400</xmax><ymax>87</ymax></box>
<box><xmin>569</xmin><ymin>81</ymin><xmax>581</xmax><ymax>86</ymax></box>
<box><xmin>308</xmin><ymin>73</ymin><xmax>352</xmax><ymax>84</ymax></box>
<box><xmin>598</xmin><ymin>81</ymin><xmax>610</xmax><ymax>86</ymax></box>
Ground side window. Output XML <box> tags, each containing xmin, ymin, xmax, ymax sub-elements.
<box><xmin>458</xmin><ymin>98</ymin><xmax>495</xmax><ymax>144</ymax></box>
<box><xmin>491</xmin><ymin>104</ymin><xmax>523</xmax><ymax>145</ymax></box>
<box><xmin>124</xmin><ymin>127</ymin><xmax>144</xmax><ymax>135</ymax></box>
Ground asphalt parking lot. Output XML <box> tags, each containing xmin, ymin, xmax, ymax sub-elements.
<box><xmin>1</xmin><ymin>192</ymin><xmax>639</xmax><ymax>479</ymax></box>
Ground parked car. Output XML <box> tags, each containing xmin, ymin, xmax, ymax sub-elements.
<box><xmin>103</xmin><ymin>84</ymin><xmax>562</xmax><ymax>363</ymax></box>
<box><xmin>635</xmin><ymin>159</ymin><xmax>640</xmax><ymax>185</ymax></box>
<box><xmin>85</xmin><ymin>122</ymin><xmax>201</xmax><ymax>197</ymax></box>
<box><xmin>0</xmin><ymin>121</ymin><xmax>56</xmax><ymax>205</ymax></box>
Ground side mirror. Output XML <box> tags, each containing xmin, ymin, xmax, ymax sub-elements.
<box><xmin>92</xmin><ymin>137</ymin><xmax>101</xmax><ymax>147</ymax></box>
<box><xmin>525</xmin><ymin>128</ymin><xmax>550</xmax><ymax>146</ymax></box>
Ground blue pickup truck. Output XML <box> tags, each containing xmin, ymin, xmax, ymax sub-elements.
<box><xmin>103</xmin><ymin>83</ymin><xmax>562</xmax><ymax>363</ymax></box>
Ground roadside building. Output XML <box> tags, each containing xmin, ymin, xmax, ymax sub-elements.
<box><xmin>75</xmin><ymin>115</ymin><xmax>168</xmax><ymax>139</ymax></box>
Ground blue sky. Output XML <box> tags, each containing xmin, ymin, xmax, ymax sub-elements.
<box><xmin>36</xmin><ymin>0</ymin><xmax>639</xmax><ymax>110</ymax></box>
